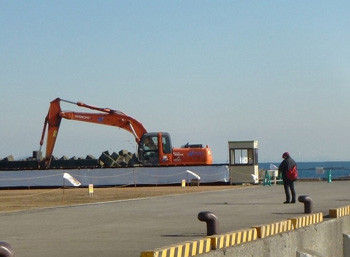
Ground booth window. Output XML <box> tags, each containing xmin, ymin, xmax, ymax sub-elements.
<box><xmin>230</xmin><ymin>148</ymin><xmax>257</xmax><ymax>165</ymax></box>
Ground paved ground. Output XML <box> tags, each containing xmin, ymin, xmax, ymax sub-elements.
<box><xmin>0</xmin><ymin>181</ymin><xmax>349</xmax><ymax>257</ymax></box>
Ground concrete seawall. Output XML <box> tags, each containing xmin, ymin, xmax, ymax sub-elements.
<box><xmin>201</xmin><ymin>215</ymin><xmax>350</xmax><ymax>257</ymax></box>
<box><xmin>141</xmin><ymin>196</ymin><xmax>350</xmax><ymax>257</ymax></box>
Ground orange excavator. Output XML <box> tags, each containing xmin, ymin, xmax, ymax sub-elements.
<box><xmin>39</xmin><ymin>98</ymin><xmax>213</xmax><ymax>168</ymax></box>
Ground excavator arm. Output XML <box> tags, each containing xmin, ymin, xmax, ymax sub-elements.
<box><xmin>39</xmin><ymin>98</ymin><xmax>147</xmax><ymax>168</ymax></box>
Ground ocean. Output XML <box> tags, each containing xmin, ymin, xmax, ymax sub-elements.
<box><xmin>259</xmin><ymin>161</ymin><xmax>350</xmax><ymax>180</ymax></box>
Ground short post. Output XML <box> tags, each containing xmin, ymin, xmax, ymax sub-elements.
<box><xmin>298</xmin><ymin>195</ymin><xmax>313</xmax><ymax>214</ymax></box>
<box><xmin>198</xmin><ymin>211</ymin><xmax>219</xmax><ymax>236</ymax></box>
<box><xmin>327</xmin><ymin>169</ymin><xmax>332</xmax><ymax>183</ymax></box>
<box><xmin>0</xmin><ymin>242</ymin><xmax>14</xmax><ymax>257</ymax></box>
<box><xmin>181</xmin><ymin>179</ymin><xmax>186</xmax><ymax>188</ymax></box>
<box><xmin>88</xmin><ymin>184</ymin><xmax>94</xmax><ymax>196</ymax></box>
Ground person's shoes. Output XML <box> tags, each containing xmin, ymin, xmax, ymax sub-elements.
<box><xmin>291</xmin><ymin>200</ymin><xmax>296</xmax><ymax>203</ymax></box>
<box><xmin>283</xmin><ymin>201</ymin><xmax>290</xmax><ymax>204</ymax></box>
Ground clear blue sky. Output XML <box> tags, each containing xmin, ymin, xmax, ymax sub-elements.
<box><xmin>1</xmin><ymin>1</ymin><xmax>349</xmax><ymax>163</ymax></box>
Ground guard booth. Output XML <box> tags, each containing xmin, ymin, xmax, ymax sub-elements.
<box><xmin>229</xmin><ymin>141</ymin><xmax>259</xmax><ymax>184</ymax></box>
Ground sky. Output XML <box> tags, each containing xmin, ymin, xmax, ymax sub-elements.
<box><xmin>1</xmin><ymin>1</ymin><xmax>350</xmax><ymax>163</ymax></box>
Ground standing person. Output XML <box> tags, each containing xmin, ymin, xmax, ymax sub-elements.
<box><xmin>278</xmin><ymin>152</ymin><xmax>297</xmax><ymax>204</ymax></box>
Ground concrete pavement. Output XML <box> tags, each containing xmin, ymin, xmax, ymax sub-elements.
<box><xmin>0</xmin><ymin>181</ymin><xmax>349</xmax><ymax>257</ymax></box>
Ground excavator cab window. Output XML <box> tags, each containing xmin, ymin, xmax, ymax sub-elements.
<box><xmin>139</xmin><ymin>135</ymin><xmax>159</xmax><ymax>165</ymax></box>
<box><xmin>161</xmin><ymin>135</ymin><xmax>171</xmax><ymax>154</ymax></box>
<box><xmin>144</xmin><ymin>136</ymin><xmax>158</xmax><ymax>151</ymax></box>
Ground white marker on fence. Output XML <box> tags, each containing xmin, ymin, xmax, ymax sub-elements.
<box><xmin>63</xmin><ymin>173</ymin><xmax>81</xmax><ymax>187</ymax></box>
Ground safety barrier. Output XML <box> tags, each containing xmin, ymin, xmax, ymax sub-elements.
<box><xmin>252</xmin><ymin>219</ymin><xmax>294</xmax><ymax>239</ymax></box>
<box><xmin>289</xmin><ymin>212</ymin><xmax>323</xmax><ymax>229</ymax></box>
<box><xmin>250</xmin><ymin>213</ymin><xmax>322</xmax><ymax>239</ymax></box>
<box><xmin>140</xmin><ymin>237</ymin><xmax>212</xmax><ymax>257</ymax></box>
<box><xmin>263</xmin><ymin>170</ymin><xmax>282</xmax><ymax>186</ymax></box>
<box><xmin>210</xmin><ymin>228</ymin><xmax>258</xmax><ymax>250</ymax></box>
<box><xmin>0</xmin><ymin>165</ymin><xmax>230</xmax><ymax>187</ymax></box>
<box><xmin>329</xmin><ymin>205</ymin><xmax>350</xmax><ymax>218</ymax></box>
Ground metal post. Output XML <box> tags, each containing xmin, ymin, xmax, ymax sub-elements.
<box><xmin>198</xmin><ymin>211</ymin><xmax>219</xmax><ymax>236</ymax></box>
<box><xmin>298</xmin><ymin>195</ymin><xmax>313</xmax><ymax>214</ymax></box>
<box><xmin>0</xmin><ymin>242</ymin><xmax>14</xmax><ymax>257</ymax></box>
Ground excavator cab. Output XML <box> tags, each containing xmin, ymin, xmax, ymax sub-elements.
<box><xmin>138</xmin><ymin>132</ymin><xmax>172</xmax><ymax>166</ymax></box>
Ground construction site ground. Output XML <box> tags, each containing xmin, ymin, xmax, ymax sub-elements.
<box><xmin>0</xmin><ymin>184</ymin><xmax>236</xmax><ymax>213</ymax></box>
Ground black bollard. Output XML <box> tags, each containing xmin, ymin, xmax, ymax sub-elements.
<box><xmin>298</xmin><ymin>195</ymin><xmax>313</xmax><ymax>214</ymax></box>
<box><xmin>0</xmin><ymin>242</ymin><xmax>14</xmax><ymax>257</ymax></box>
<box><xmin>198</xmin><ymin>211</ymin><xmax>219</xmax><ymax>236</ymax></box>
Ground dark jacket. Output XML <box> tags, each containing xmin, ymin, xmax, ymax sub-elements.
<box><xmin>278</xmin><ymin>156</ymin><xmax>296</xmax><ymax>181</ymax></box>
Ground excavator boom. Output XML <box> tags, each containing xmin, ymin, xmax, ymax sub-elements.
<box><xmin>40</xmin><ymin>98</ymin><xmax>147</xmax><ymax>167</ymax></box>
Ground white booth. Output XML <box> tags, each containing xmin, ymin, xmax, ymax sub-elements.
<box><xmin>229</xmin><ymin>140</ymin><xmax>259</xmax><ymax>184</ymax></box>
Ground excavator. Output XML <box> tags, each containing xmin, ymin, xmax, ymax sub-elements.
<box><xmin>39</xmin><ymin>98</ymin><xmax>213</xmax><ymax>168</ymax></box>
